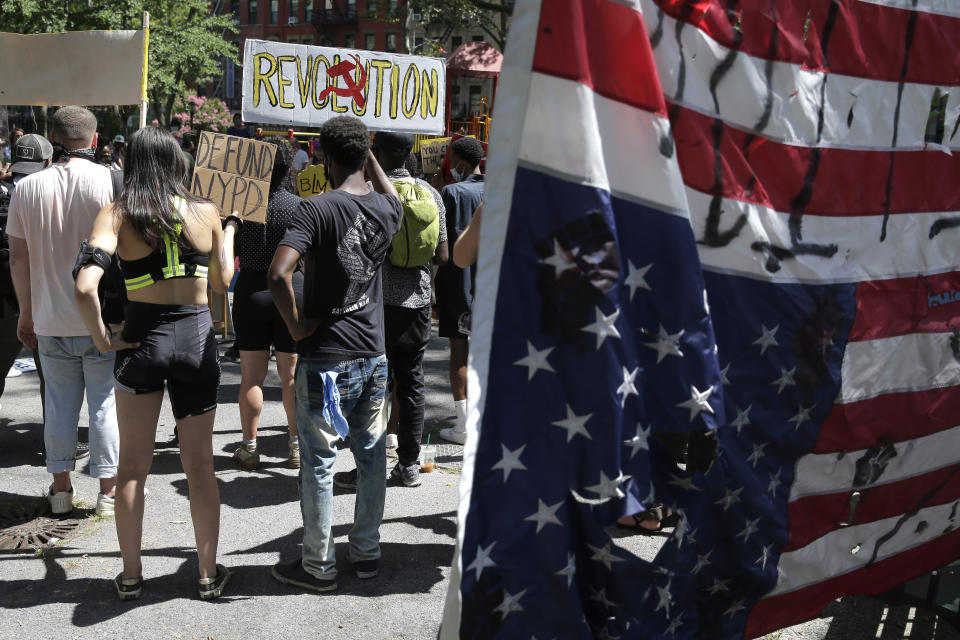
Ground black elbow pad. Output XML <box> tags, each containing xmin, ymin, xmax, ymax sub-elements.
<box><xmin>72</xmin><ymin>241</ymin><xmax>114</xmax><ymax>281</ymax></box>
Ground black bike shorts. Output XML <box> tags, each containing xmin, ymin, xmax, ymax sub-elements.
<box><xmin>114</xmin><ymin>302</ymin><xmax>220</xmax><ymax>419</ymax></box>
<box><xmin>231</xmin><ymin>269</ymin><xmax>303</xmax><ymax>353</ymax></box>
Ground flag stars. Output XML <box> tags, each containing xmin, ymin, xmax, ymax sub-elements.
<box><xmin>513</xmin><ymin>341</ymin><xmax>554</xmax><ymax>381</ymax></box>
<box><xmin>719</xmin><ymin>363</ymin><xmax>731</xmax><ymax>386</ymax></box>
<box><xmin>523</xmin><ymin>499</ymin><xmax>563</xmax><ymax>533</ymax></box>
<box><xmin>747</xmin><ymin>442</ymin><xmax>767</xmax><ymax>468</ymax></box>
<box><xmin>737</xmin><ymin>517</ymin><xmax>761</xmax><ymax>544</ymax></box>
<box><xmin>540</xmin><ymin>238</ymin><xmax>578</xmax><ymax>280</ymax></box>
<box><xmin>644</xmin><ymin>324</ymin><xmax>684</xmax><ymax>363</ymax></box>
<box><xmin>555</xmin><ymin>552</ymin><xmax>576</xmax><ymax>588</ymax></box>
<box><xmin>589</xmin><ymin>587</ymin><xmax>617</xmax><ymax>610</ymax></box>
<box><xmin>730</xmin><ymin>404</ymin><xmax>752</xmax><ymax>433</ymax></box>
<box><xmin>552</xmin><ymin>405</ymin><xmax>593</xmax><ymax>443</ymax></box>
<box><xmin>623</xmin><ymin>260</ymin><xmax>653</xmax><ymax>299</ymax></box>
<box><xmin>715</xmin><ymin>486</ymin><xmax>744</xmax><ymax>512</ymax></box>
<box><xmin>668</xmin><ymin>473</ymin><xmax>701</xmax><ymax>492</ymax></box>
<box><xmin>655</xmin><ymin>580</ymin><xmax>674</xmax><ymax>617</ymax></box>
<box><xmin>725</xmin><ymin>600</ymin><xmax>747</xmax><ymax>619</ymax></box>
<box><xmin>756</xmin><ymin>544</ymin><xmax>774</xmax><ymax>571</ymax></box>
<box><xmin>623</xmin><ymin>424</ymin><xmax>651</xmax><ymax>459</ymax></box>
<box><xmin>772</xmin><ymin>367</ymin><xmax>796</xmax><ymax>394</ymax></box>
<box><xmin>676</xmin><ymin>385</ymin><xmax>715</xmax><ymax>421</ymax></box>
<box><xmin>494</xmin><ymin>588</ymin><xmax>527</xmax><ymax>620</ymax></box>
<box><xmin>491</xmin><ymin>443</ymin><xmax>527</xmax><ymax>482</ymax></box>
<box><xmin>705</xmin><ymin>577</ymin><xmax>731</xmax><ymax>596</ymax></box>
<box><xmin>789</xmin><ymin>405</ymin><xmax>813</xmax><ymax>429</ymax></box>
<box><xmin>754</xmin><ymin>324</ymin><xmax>779</xmax><ymax>354</ymax></box>
<box><xmin>692</xmin><ymin>550</ymin><xmax>712</xmax><ymax>574</ymax></box>
<box><xmin>585</xmin><ymin>471</ymin><xmax>629</xmax><ymax>501</ymax></box>
<box><xmin>616</xmin><ymin>366</ymin><xmax>639</xmax><ymax>407</ymax></box>
<box><xmin>588</xmin><ymin>542</ymin><xmax>626</xmax><ymax>572</ymax></box>
<box><xmin>768</xmin><ymin>469</ymin><xmax>782</xmax><ymax>496</ymax></box>
<box><xmin>466</xmin><ymin>542</ymin><xmax>497</xmax><ymax>581</ymax></box>
<box><xmin>582</xmin><ymin>307</ymin><xmax>621</xmax><ymax>348</ymax></box>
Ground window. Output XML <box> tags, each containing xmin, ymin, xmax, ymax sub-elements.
<box><xmin>414</xmin><ymin>36</ymin><xmax>424</xmax><ymax>52</ymax></box>
<box><xmin>301</xmin><ymin>35</ymin><xmax>313</xmax><ymax>46</ymax></box>
<box><xmin>270</xmin><ymin>0</ymin><xmax>278</xmax><ymax>23</ymax></box>
<box><xmin>344</xmin><ymin>32</ymin><xmax>355</xmax><ymax>48</ymax></box>
<box><xmin>469</xmin><ymin>85</ymin><xmax>482</xmax><ymax>110</ymax></box>
<box><xmin>305</xmin><ymin>0</ymin><xmax>313</xmax><ymax>21</ymax></box>
<box><xmin>472</xmin><ymin>34</ymin><xmax>484</xmax><ymax>42</ymax></box>
<box><xmin>385</xmin><ymin>32</ymin><xmax>397</xmax><ymax>52</ymax></box>
<box><xmin>347</xmin><ymin>0</ymin><xmax>356</xmax><ymax>16</ymax></box>
<box><xmin>389</xmin><ymin>0</ymin><xmax>398</xmax><ymax>9</ymax></box>
<box><xmin>287</xmin><ymin>35</ymin><xmax>299</xmax><ymax>43</ymax></box>
<box><xmin>450</xmin><ymin>35</ymin><xmax>462</xmax><ymax>49</ymax></box>
<box><xmin>289</xmin><ymin>0</ymin><xmax>299</xmax><ymax>22</ymax></box>
<box><xmin>248</xmin><ymin>0</ymin><xmax>258</xmax><ymax>23</ymax></box>
<box><xmin>365</xmin><ymin>33</ymin><xmax>376</xmax><ymax>50</ymax></box>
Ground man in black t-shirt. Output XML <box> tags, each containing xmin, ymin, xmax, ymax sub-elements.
<box><xmin>268</xmin><ymin>116</ymin><xmax>401</xmax><ymax>592</ymax></box>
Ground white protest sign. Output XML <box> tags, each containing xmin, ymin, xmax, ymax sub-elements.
<box><xmin>242</xmin><ymin>39</ymin><xmax>446</xmax><ymax>134</ymax></box>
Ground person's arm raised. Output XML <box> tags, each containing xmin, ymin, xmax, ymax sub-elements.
<box><xmin>365</xmin><ymin>150</ymin><xmax>399</xmax><ymax>200</ymax></box>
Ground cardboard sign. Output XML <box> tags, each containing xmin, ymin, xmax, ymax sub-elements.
<box><xmin>242</xmin><ymin>39</ymin><xmax>446</xmax><ymax>134</ymax></box>
<box><xmin>191</xmin><ymin>131</ymin><xmax>276</xmax><ymax>223</ymax></box>
<box><xmin>297</xmin><ymin>164</ymin><xmax>329</xmax><ymax>198</ymax></box>
<box><xmin>419</xmin><ymin>137</ymin><xmax>451</xmax><ymax>174</ymax></box>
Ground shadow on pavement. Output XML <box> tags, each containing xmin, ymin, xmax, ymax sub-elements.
<box><xmin>820</xmin><ymin>596</ymin><xmax>960</xmax><ymax>639</ymax></box>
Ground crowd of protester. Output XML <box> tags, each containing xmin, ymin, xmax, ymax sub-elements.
<box><xmin>0</xmin><ymin>107</ymin><xmax>485</xmax><ymax>600</ymax></box>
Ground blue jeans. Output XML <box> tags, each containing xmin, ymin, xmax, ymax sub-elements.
<box><xmin>37</xmin><ymin>335</ymin><xmax>118</xmax><ymax>478</ymax></box>
<box><xmin>296</xmin><ymin>354</ymin><xmax>387</xmax><ymax>580</ymax></box>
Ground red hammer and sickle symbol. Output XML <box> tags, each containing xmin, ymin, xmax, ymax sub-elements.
<box><xmin>318</xmin><ymin>54</ymin><xmax>368</xmax><ymax>110</ymax></box>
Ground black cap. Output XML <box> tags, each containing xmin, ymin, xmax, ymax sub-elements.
<box><xmin>10</xmin><ymin>134</ymin><xmax>54</xmax><ymax>176</ymax></box>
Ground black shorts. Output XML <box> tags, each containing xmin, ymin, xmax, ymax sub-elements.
<box><xmin>114</xmin><ymin>302</ymin><xmax>220</xmax><ymax>420</ymax></box>
<box><xmin>231</xmin><ymin>270</ymin><xmax>302</xmax><ymax>353</ymax></box>
<box><xmin>437</xmin><ymin>304</ymin><xmax>471</xmax><ymax>340</ymax></box>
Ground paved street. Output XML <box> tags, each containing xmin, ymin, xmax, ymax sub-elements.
<box><xmin>0</xmin><ymin>327</ymin><xmax>958</xmax><ymax>639</ymax></box>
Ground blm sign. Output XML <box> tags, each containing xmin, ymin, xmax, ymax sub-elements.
<box><xmin>191</xmin><ymin>131</ymin><xmax>276</xmax><ymax>224</ymax></box>
<box><xmin>242</xmin><ymin>39</ymin><xmax>445</xmax><ymax>134</ymax></box>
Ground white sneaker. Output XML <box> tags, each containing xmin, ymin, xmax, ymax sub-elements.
<box><xmin>438</xmin><ymin>427</ymin><xmax>467</xmax><ymax>445</ymax></box>
<box><xmin>48</xmin><ymin>484</ymin><xmax>74</xmax><ymax>514</ymax></box>
<box><xmin>385</xmin><ymin>433</ymin><xmax>398</xmax><ymax>449</ymax></box>
<box><xmin>96</xmin><ymin>493</ymin><xmax>115</xmax><ymax>517</ymax></box>
<box><xmin>6</xmin><ymin>367</ymin><xmax>21</xmax><ymax>378</ymax></box>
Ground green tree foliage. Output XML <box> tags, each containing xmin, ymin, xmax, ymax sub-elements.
<box><xmin>0</xmin><ymin>0</ymin><xmax>237</xmax><ymax>126</ymax></box>
<box><xmin>400</xmin><ymin>0</ymin><xmax>513</xmax><ymax>52</ymax></box>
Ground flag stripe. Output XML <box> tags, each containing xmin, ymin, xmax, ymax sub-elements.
<box><xmin>859</xmin><ymin>0</ymin><xmax>960</xmax><ymax>19</ymax></box>
<box><xmin>814</xmin><ymin>386</ymin><xmax>960</xmax><ymax>453</ymax></box>
<box><xmin>850</xmin><ymin>273</ymin><xmax>960</xmax><ymax>341</ymax></box>
<box><xmin>670</xmin><ymin>104</ymin><xmax>960</xmax><ymax>217</ymax></box>
<box><xmin>769</xmin><ymin>498</ymin><xmax>959</xmax><ymax>596</ymax></box>
<box><xmin>519</xmin><ymin>71</ymin><xmax>689</xmax><ymax>217</ymax></box>
<box><xmin>840</xmin><ymin>332</ymin><xmax>960</xmax><ymax>404</ymax></box>
<box><xmin>688</xmin><ymin>188</ymin><xmax>960</xmax><ymax>284</ymax></box>
<box><xmin>533</xmin><ymin>0</ymin><xmax>666</xmax><ymax>115</ymax></box>
<box><xmin>648</xmin><ymin>0</ymin><xmax>960</xmax><ymax>85</ymax></box>
<box><xmin>640</xmin><ymin>2</ymin><xmax>960</xmax><ymax>151</ymax></box>
<box><xmin>785</xmin><ymin>463</ymin><xmax>960</xmax><ymax>551</ymax></box>
<box><xmin>789</xmin><ymin>424</ymin><xmax>960</xmax><ymax>501</ymax></box>
<box><xmin>746</xmin><ymin>526</ymin><xmax>960</xmax><ymax>637</ymax></box>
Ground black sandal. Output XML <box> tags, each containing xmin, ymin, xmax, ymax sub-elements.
<box><xmin>114</xmin><ymin>573</ymin><xmax>143</xmax><ymax>600</ymax></box>
<box><xmin>616</xmin><ymin>505</ymin><xmax>678</xmax><ymax>535</ymax></box>
<box><xmin>198</xmin><ymin>564</ymin><xmax>231</xmax><ymax>600</ymax></box>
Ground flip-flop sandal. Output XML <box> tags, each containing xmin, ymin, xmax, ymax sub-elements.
<box><xmin>616</xmin><ymin>512</ymin><xmax>667</xmax><ymax>535</ymax></box>
<box><xmin>114</xmin><ymin>573</ymin><xmax>143</xmax><ymax>600</ymax></box>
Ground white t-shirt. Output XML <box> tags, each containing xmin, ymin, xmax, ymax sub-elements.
<box><xmin>293</xmin><ymin>148</ymin><xmax>310</xmax><ymax>172</ymax></box>
<box><xmin>7</xmin><ymin>159</ymin><xmax>113</xmax><ymax>336</ymax></box>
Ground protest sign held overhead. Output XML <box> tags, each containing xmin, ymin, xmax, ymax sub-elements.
<box><xmin>191</xmin><ymin>131</ymin><xmax>276</xmax><ymax>224</ymax></box>
<box><xmin>242</xmin><ymin>39</ymin><xmax>446</xmax><ymax>134</ymax></box>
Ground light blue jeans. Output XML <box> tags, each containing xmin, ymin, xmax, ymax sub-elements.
<box><xmin>37</xmin><ymin>335</ymin><xmax>119</xmax><ymax>478</ymax></box>
<box><xmin>296</xmin><ymin>354</ymin><xmax>387</xmax><ymax>580</ymax></box>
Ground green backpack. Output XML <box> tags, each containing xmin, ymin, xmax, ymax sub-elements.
<box><xmin>389</xmin><ymin>178</ymin><xmax>440</xmax><ymax>268</ymax></box>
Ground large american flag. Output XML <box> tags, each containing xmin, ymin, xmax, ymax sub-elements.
<box><xmin>443</xmin><ymin>0</ymin><xmax>960</xmax><ymax>638</ymax></box>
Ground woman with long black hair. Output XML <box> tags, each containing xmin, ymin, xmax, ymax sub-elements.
<box><xmin>74</xmin><ymin>126</ymin><xmax>236</xmax><ymax>601</ymax></box>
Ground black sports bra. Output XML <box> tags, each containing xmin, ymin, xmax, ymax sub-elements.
<box><xmin>118</xmin><ymin>197</ymin><xmax>210</xmax><ymax>291</ymax></box>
